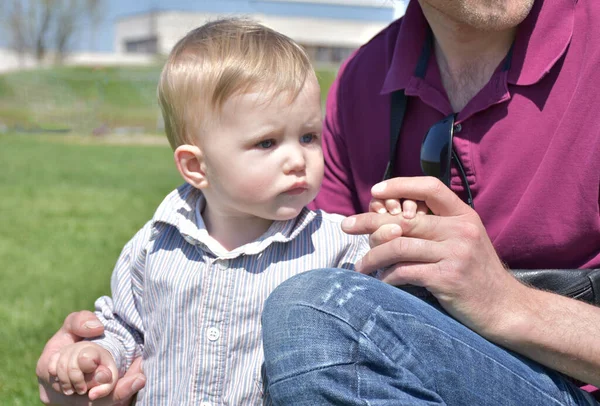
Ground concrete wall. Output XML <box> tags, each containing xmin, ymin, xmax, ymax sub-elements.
<box><xmin>115</xmin><ymin>10</ymin><xmax>394</xmax><ymax>56</ymax></box>
<box><xmin>0</xmin><ymin>48</ymin><xmax>156</xmax><ymax>73</ymax></box>
<box><xmin>261</xmin><ymin>14</ymin><xmax>390</xmax><ymax>47</ymax></box>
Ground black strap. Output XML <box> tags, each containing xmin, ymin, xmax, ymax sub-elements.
<box><xmin>382</xmin><ymin>89</ymin><xmax>407</xmax><ymax>181</ymax></box>
<box><xmin>382</xmin><ymin>30</ymin><xmax>432</xmax><ymax>181</ymax></box>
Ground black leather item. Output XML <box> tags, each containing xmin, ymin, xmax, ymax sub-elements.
<box><xmin>511</xmin><ymin>269</ymin><xmax>600</xmax><ymax>306</ymax></box>
<box><xmin>400</xmin><ymin>269</ymin><xmax>600</xmax><ymax>306</ymax></box>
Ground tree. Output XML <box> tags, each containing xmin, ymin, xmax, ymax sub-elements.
<box><xmin>54</xmin><ymin>0</ymin><xmax>105</xmax><ymax>63</ymax></box>
<box><xmin>1</xmin><ymin>0</ymin><xmax>106</xmax><ymax>65</ymax></box>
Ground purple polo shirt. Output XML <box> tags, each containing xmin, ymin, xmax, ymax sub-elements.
<box><xmin>312</xmin><ymin>0</ymin><xmax>600</xmax><ymax>271</ymax></box>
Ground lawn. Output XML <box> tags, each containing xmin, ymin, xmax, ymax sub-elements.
<box><xmin>0</xmin><ymin>65</ymin><xmax>338</xmax><ymax>134</ymax></box>
<box><xmin>0</xmin><ymin>134</ymin><xmax>182</xmax><ymax>404</ymax></box>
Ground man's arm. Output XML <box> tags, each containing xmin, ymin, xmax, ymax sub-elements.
<box><xmin>310</xmin><ymin>57</ymin><xmax>362</xmax><ymax>216</ymax></box>
<box><xmin>492</xmin><ymin>287</ymin><xmax>600</xmax><ymax>388</ymax></box>
<box><xmin>342</xmin><ymin>176</ymin><xmax>600</xmax><ymax>387</ymax></box>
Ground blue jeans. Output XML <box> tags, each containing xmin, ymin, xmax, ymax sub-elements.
<box><xmin>262</xmin><ymin>268</ymin><xmax>598</xmax><ymax>405</ymax></box>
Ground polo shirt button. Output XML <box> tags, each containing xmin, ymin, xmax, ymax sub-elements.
<box><xmin>218</xmin><ymin>259</ymin><xmax>230</xmax><ymax>270</ymax></box>
<box><xmin>454</xmin><ymin>123</ymin><xmax>462</xmax><ymax>132</ymax></box>
<box><xmin>207</xmin><ymin>327</ymin><xmax>220</xmax><ymax>341</ymax></box>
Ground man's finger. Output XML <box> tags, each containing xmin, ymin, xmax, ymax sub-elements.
<box><xmin>344</xmin><ymin>211</ymin><xmax>450</xmax><ymax>243</ymax></box>
<box><xmin>64</xmin><ymin>310</ymin><xmax>105</xmax><ymax>338</ymax></box>
<box><xmin>101</xmin><ymin>357</ymin><xmax>145</xmax><ymax>404</ymax></box>
<box><xmin>356</xmin><ymin>236</ymin><xmax>443</xmax><ymax>274</ymax></box>
<box><xmin>95</xmin><ymin>357</ymin><xmax>145</xmax><ymax>404</ymax></box>
<box><xmin>370</xmin><ymin>176</ymin><xmax>470</xmax><ymax>217</ymax></box>
<box><xmin>368</xmin><ymin>223</ymin><xmax>402</xmax><ymax>248</ymax></box>
<box><xmin>127</xmin><ymin>357</ymin><xmax>143</xmax><ymax>376</ymax></box>
<box><xmin>342</xmin><ymin>212</ymin><xmax>402</xmax><ymax>235</ymax></box>
<box><xmin>378</xmin><ymin>262</ymin><xmax>435</xmax><ymax>288</ymax></box>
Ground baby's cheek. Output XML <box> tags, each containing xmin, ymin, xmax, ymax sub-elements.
<box><xmin>233</xmin><ymin>173</ymin><xmax>274</xmax><ymax>199</ymax></box>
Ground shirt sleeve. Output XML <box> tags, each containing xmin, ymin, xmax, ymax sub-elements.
<box><xmin>310</xmin><ymin>56</ymin><xmax>363</xmax><ymax>216</ymax></box>
<box><xmin>91</xmin><ymin>224</ymin><xmax>150</xmax><ymax>376</ymax></box>
<box><xmin>335</xmin><ymin>234</ymin><xmax>370</xmax><ymax>272</ymax></box>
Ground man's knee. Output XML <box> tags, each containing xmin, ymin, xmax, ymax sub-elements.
<box><xmin>264</xmin><ymin>268</ymin><xmax>356</xmax><ymax>312</ymax></box>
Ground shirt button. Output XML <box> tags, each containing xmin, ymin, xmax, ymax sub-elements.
<box><xmin>217</xmin><ymin>259</ymin><xmax>230</xmax><ymax>270</ymax></box>
<box><xmin>454</xmin><ymin>123</ymin><xmax>462</xmax><ymax>133</ymax></box>
<box><xmin>207</xmin><ymin>327</ymin><xmax>220</xmax><ymax>341</ymax></box>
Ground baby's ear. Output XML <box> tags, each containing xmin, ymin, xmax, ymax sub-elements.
<box><xmin>173</xmin><ymin>145</ymin><xmax>208</xmax><ymax>189</ymax></box>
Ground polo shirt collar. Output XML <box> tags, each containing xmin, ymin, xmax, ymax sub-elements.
<box><xmin>381</xmin><ymin>0</ymin><xmax>574</xmax><ymax>94</ymax></box>
<box><xmin>381</xmin><ymin>0</ymin><xmax>429</xmax><ymax>94</ymax></box>
<box><xmin>150</xmin><ymin>183</ymin><xmax>316</xmax><ymax>258</ymax></box>
<box><xmin>508</xmin><ymin>0</ymin><xmax>575</xmax><ymax>86</ymax></box>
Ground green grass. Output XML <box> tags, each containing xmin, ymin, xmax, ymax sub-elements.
<box><xmin>0</xmin><ymin>65</ymin><xmax>338</xmax><ymax>133</ymax></box>
<box><xmin>0</xmin><ymin>134</ymin><xmax>181</xmax><ymax>404</ymax></box>
<box><xmin>0</xmin><ymin>66</ymin><xmax>162</xmax><ymax>132</ymax></box>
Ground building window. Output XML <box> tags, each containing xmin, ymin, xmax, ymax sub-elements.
<box><xmin>331</xmin><ymin>47</ymin><xmax>353</xmax><ymax>63</ymax></box>
<box><xmin>124</xmin><ymin>37</ymin><xmax>158</xmax><ymax>54</ymax></box>
<box><xmin>303</xmin><ymin>45</ymin><xmax>355</xmax><ymax>65</ymax></box>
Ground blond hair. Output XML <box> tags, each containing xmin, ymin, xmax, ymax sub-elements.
<box><xmin>158</xmin><ymin>18</ymin><xmax>314</xmax><ymax>149</ymax></box>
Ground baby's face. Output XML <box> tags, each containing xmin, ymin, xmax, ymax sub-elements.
<box><xmin>200</xmin><ymin>75</ymin><xmax>324</xmax><ymax>221</ymax></box>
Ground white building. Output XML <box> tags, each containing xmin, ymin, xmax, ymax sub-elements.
<box><xmin>115</xmin><ymin>0</ymin><xmax>406</xmax><ymax>65</ymax></box>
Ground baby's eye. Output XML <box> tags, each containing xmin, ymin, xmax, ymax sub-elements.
<box><xmin>300</xmin><ymin>133</ymin><xmax>317</xmax><ymax>144</ymax></box>
<box><xmin>257</xmin><ymin>139</ymin><xmax>275</xmax><ymax>149</ymax></box>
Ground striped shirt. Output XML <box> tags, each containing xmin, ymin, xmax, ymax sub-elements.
<box><xmin>93</xmin><ymin>183</ymin><xmax>369</xmax><ymax>405</ymax></box>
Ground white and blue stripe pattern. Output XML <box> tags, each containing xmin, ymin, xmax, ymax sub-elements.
<box><xmin>93</xmin><ymin>183</ymin><xmax>369</xmax><ymax>405</ymax></box>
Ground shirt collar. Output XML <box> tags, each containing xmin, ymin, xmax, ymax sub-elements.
<box><xmin>381</xmin><ymin>0</ymin><xmax>429</xmax><ymax>94</ymax></box>
<box><xmin>151</xmin><ymin>183</ymin><xmax>317</xmax><ymax>258</ymax></box>
<box><xmin>381</xmin><ymin>0</ymin><xmax>574</xmax><ymax>94</ymax></box>
<box><xmin>508</xmin><ymin>0</ymin><xmax>575</xmax><ymax>86</ymax></box>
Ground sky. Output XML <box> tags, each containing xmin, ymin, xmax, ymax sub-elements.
<box><xmin>0</xmin><ymin>0</ymin><xmax>405</xmax><ymax>52</ymax></box>
<box><xmin>80</xmin><ymin>0</ymin><xmax>404</xmax><ymax>52</ymax></box>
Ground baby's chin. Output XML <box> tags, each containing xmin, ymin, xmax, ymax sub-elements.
<box><xmin>267</xmin><ymin>206</ymin><xmax>307</xmax><ymax>222</ymax></box>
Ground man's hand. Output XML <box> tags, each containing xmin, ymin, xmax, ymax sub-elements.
<box><xmin>36</xmin><ymin>311</ymin><xmax>146</xmax><ymax>405</ymax></box>
<box><xmin>342</xmin><ymin>177</ymin><xmax>528</xmax><ymax>335</ymax></box>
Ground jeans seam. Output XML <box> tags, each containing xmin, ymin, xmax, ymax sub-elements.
<box><xmin>270</xmin><ymin>303</ymin><xmax>422</xmax><ymax>405</ymax></box>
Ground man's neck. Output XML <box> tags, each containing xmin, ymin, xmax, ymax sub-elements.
<box><xmin>202</xmin><ymin>204</ymin><xmax>274</xmax><ymax>252</ymax></box>
<box><xmin>421</xmin><ymin>4</ymin><xmax>517</xmax><ymax>112</ymax></box>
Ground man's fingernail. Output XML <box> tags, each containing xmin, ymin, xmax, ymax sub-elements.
<box><xmin>372</xmin><ymin>182</ymin><xmax>386</xmax><ymax>193</ymax></box>
<box><xmin>131</xmin><ymin>376</ymin><xmax>146</xmax><ymax>392</ymax></box>
<box><xmin>390</xmin><ymin>208</ymin><xmax>401</xmax><ymax>215</ymax></box>
<box><xmin>84</xmin><ymin>321</ymin><xmax>103</xmax><ymax>329</ymax></box>
<box><xmin>342</xmin><ymin>217</ymin><xmax>356</xmax><ymax>229</ymax></box>
<box><xmin>377</xmin><ymin>207</ymin><xmax>387</xmax><ymax>214</ymax></box>
<box><xmin>95</xmin><ymin>371</ymin><xmax>110</xmax><ymax>384</ymax></box>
